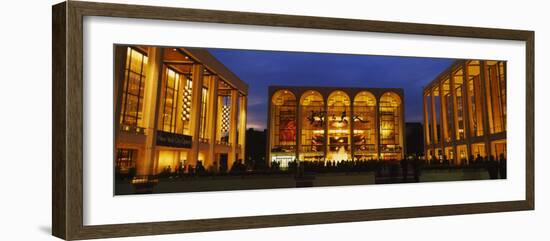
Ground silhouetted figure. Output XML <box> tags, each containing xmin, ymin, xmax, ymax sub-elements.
<box><xmin>475</xmin><ymin>154</ymin><xmax>483</xmax><ymax>164</ymax></box>
<box><xmin>442</xmin><ymin>155</ymin><xmax>448</xmax><ymax>165</ymax></box>
<box><xmin>196</xmin><ymin>161</ymin><xmax>206</xmax><ymax>175</ymax></box>
<box><xmin>487</xmin><ymin>155</ymin><xmax>499</xmax><ymax>179</ymax></box>
<box><xmin>230</xmin><ymin>159</ymin><xmax>246</xmax><ymax>174</ymax></box>
<box><xmin>177</xmin><ymin>162</ymin><xmax>184</xmax><ymax>177</ymax></box>
<box><xmin>412</xmin><ymin>157</ymin><xmax>423</xmax><ymax>182</ymax></box>
<box><xmin>187</xmin><ymin>164</ymin><xmax>195</xmax><ymax>175</ymax></box>
<box><xmin>499</xmin><ymin>153</ymin><xmax>507</xmax><ymax>179</ymax></box>
<box><xmin>208</xmin><ymin>161</ymin><xmax>218</xmax><ymax>174</ymax></box>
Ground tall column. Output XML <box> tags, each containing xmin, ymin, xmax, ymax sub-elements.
<box><xmin>238</xmin><ymin>95</ymin><xmax>247</xmax><ymax>161</ymax></box>
<box><xmin>206</xmin><ymin>76</ymin><xmax>219</xmax><ymax>169</ymax></box>
<box><xmin>430</xmin><ymin>88</ymin><xmax>438</xmax><ymax>158</ymax></box>
<box><xmin>449</xmin><ymin>71</ymin><xmax>459</xmax><ymax>164</ymax></box>
<box><xmin>462</xmin><ymin>61</ymin><xmax>472</xmax><ymax>163</ymax></box>
<box><xmin>422</xmin><ymin>92</ymin><xmax>430</xmax><ymax>159</ymax></box>
<box><xmin>479</xmin><ymin>61</ymin><xmax>492</xmax><ymax>158</ymax></box>
<box><xmin>439</xmin><ymin>79</ymin><xmax>447</xmax><ymax>159</ymax></box>
<box><xmin>174</xmin><ymin>69</ymin><xmax>186</xmax><ymax>134</ymax></box>
<box><xmin>228</xmin><ymin>89</ymin><xmax>239</xmax><ymax>167</ymax></box>
<box><xmin>187</xmin><ymin>64</ymin><xmax>204</xmax><ymax>167</ymax></box>
<box><xmin>138</xmin><ymin>47</ymin><xmax>163</xmax><ymax>177</ymax></box>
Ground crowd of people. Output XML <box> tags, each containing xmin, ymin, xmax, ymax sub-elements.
<box><xmin>116</xmin><ymin>154</ymin><xmax>507</xmax><ymax>181</ymax></box>
<box><xmin>425</xmin><ymin>153</ymin><xmax>507</xmax><ymax>179</ymax></box>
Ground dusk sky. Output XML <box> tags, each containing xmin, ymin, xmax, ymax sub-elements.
<box><xmin>208</xmin><ymin>48</ymin><xmax>456</xmax><ymax>130</ymax></box>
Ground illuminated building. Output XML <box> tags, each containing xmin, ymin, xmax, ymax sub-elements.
<box><xmin>114</xmin><ymin>46</ymin><xmax>248</xmax><ymax>179</ymax></box>
<box><xmin>423</xmin><ymin>60</ymin><xmax>507</xmax><ymax>164</ymax></box>
<box><xmin>268</xmin><ymin>86</ymin><xmax>405</xmax><ymax>166</ymax></box>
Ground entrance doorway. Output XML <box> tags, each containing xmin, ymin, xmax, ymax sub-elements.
<box><xmin>219</xmin><ymin>153</ymin><xmax>228</xmax><ymax>173</ymax></box>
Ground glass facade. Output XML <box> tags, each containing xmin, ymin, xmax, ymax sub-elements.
<box><xmin>485</xmin><ymin>61</ymin><xmax>506</xmax><ymax>134</ymax></box>
<box><xmin>269</xmin><ymin>87</ymin><xmax>404</xmax><ymax>164</ymax></box>
<box><xmin>442</xmin><ymin>77</ymin><xmax>452</xmax><ymax>143</ymax></box>
<box><xmin>379</xmin><ymin>92</ymin><xmax>403</xmax><ymax>160</ymax></box>
<box><xmin>423</xmin><ymin>60</ymin><xmax>507</xmax><ymax>165</ymax></box>
<box><xmin>327</xmin><ymin>91</ymin><xmax>351</xmax><ymax>161</ymax></box>
<box><xmin>158</xmin><ymin>66</ymin><xmax>183</xmax><ymax>133</ymax></box>
<box><xmin>270</xmin><ymin>90</ymin><xmax>297</xmax><ymax>165</ymax></box>
<box><xmin>432</xmin><ymin>87</ymin><xmax>441</xmax><ymax>144</ymax></box>
<box><xmin>120</xmin><ymin>47</ymin><xmax>148</xmax><ymax>129</ymax></box>
<box><xmin>353</xmin><ymin>91</ymin><xmax>377</xmax><ymax>160</ymax></box>
<box><xmin>115</xmin><ymin>46</ymin><xmax>249</xmax><ymax>179</ymax></box>
<box><xmin>299</xmin><ymin>91</ymin><xmax>325</xmax><ymax>161</ymax></box>
<box><xmin>115</xmin><ymin>149</ymin><xmax>137</xmax><ymax>174</ymax></box>
<box><xmin>453</xmin><ymin>68</ymin><xmax>466</xmax><ymax>140</ymax></box>
<box><xmin>199</xmin><ymin>86</ymin><xmax>208</xmax><ymax>141</ymax></box>
<box><xmin>467</xmin><ymin>60</ymin><xmax>484</xmax><ymax>137</ymax></box>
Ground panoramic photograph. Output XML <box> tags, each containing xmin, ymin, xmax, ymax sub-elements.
<box><xmin>113</xmin><ymin>45</ymin><xmax>507</xmax><ymax>195</ymax></box>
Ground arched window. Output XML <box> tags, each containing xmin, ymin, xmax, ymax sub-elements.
<box><xmin>379</xmin><ymin>92</ymin><xmax>403</xmax><ymax>160</ymax></box>
<box><xmin>353</xmin><ymin>91</ymin><xmax>377</xmax><ymax>160</ymax></box>
<box><xmin>270</xmin><ymin>90</ymin><xmax>297</xmax><ymax>166</ymax></box>
<box><xmin>327</xmin><ymin>91</ymin><xmax>351</xmax><ymax>162</ymax></box>
<box><xmin>299</xmin><ymin>90</ymin><xmax>325</xmax><ymax>161</ymax></box>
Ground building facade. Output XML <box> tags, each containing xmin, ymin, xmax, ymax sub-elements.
<box><xmin>268</xmin><ymin>86</ymin><xmax>405</xmax><ymax>166</ymax></box>
<box><xmin>423</xmin><ymin>60</ymin><xmax>506</xmax><ymax>164</ymax></box>
<box><xmin>114</xmin><ymin>45</ymin><xmax>248</xmax><ymax>180</ymax></box>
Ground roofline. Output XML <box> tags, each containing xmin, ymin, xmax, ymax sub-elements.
<box><xmin>183</xmin><ymin>48</ymin><xmax>249</xmax><ymax>95</ymax></box>
<box><xmin>422</xmin><ymin>59</ymin><xmax>464</xmax><ymax>93</ymax></box>
<box><xmin>268</xmin><ymin>85</ymin><xmax>404</xmax><ymax>100</ymax></box>
<box><xmin>269</xmin><ymin>85</ymin><xmax>403</xmax><ymax>91</ymax></box>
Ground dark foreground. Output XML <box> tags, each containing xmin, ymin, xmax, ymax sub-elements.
<box><xmin>115</xmin><ymin>161</ymin><xmax>504</xmax><ymax>195</ymax></box>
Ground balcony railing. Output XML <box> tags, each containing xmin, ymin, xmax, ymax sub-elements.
<box><xmin>380</xmin><ymin>145</ymin><xmax>402</xmax><ymax>153</ymax></box>
<box><xmin>271</xmin><ymin>145</ymin><xmax>295</xmax><ymax>153</ymax></box>
<box><xmin>300</xmin><ymin>145</ymin><xmax>324</xmax><ymax>153</ymax></box>
<box><xmin>216</xmin><ymin>140</ymin><xmax>231</xmax><ymax>146</ymax></box>
<box><xmin>354</xmin><ymin>144</ymin><xmax>376</xmax><ymax>152</ymax></box>
<box><xmin>120</xmin><ymin>124</ymin><xmax>146</xmax><ymax>135</ymax></box>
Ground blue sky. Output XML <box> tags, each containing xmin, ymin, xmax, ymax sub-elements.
<box><xmin>208</xmin><ymin>48</ymin><xmax>455</xmax><ymax>130</ymax></box>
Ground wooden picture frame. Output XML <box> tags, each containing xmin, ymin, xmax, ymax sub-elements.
<box><xmin>52</xmin><ymin>1</ymin><xmax>534</xmax><ymax>240</ymax></box>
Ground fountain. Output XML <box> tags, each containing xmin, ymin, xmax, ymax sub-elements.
<box><xmin>330</xmin><ymin>146</ymin><xmax>349</xmax><ymax>162</ymax></box>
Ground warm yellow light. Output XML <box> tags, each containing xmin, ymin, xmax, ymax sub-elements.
<box><xmin>328</xmin><ymin>129</ymin><xmax>349</xmax><ymax>134</ymax></box>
